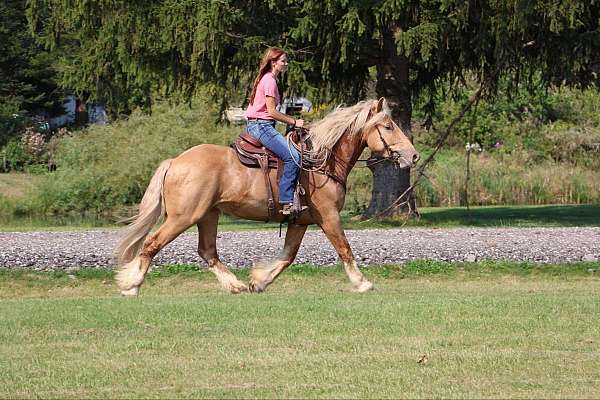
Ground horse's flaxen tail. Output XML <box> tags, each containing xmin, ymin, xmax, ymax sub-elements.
<box><xmin>113</xmin><ymin>159</ymin><xmax>172</xmax><ymax>266</ymax></box>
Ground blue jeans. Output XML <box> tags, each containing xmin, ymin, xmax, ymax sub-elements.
<box><xmin>246</xmin><ymin>120</ymin><xmax>300</xmax><ymax>204</ymax></box>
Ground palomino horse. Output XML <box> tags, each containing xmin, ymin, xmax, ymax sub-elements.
<box><xmin>114</xmin><ymin>98</ymin><xmax>419</xmax><ymax>295</ymax></box>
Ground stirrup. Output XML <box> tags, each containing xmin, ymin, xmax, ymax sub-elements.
<box><xmin>280</xmin><ymin>203</ymin><xmax>308</xmax><ymax>216</ymax></box>
<box><xmin>280</xmin><ymin>204</ymin><xmax>293</xmax><ymax>215</ymax></box>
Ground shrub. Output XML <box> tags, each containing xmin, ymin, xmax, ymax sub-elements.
<box><xmin>544</xmin><ymin>124</ymin><xmax>600</xmax><ymax>168</ymax></box>
<box><xmin>12</xmin><ymin>85</ymin><xmax>600</xmax><ymax>217</ymax></box>
<box><xmin>29</xmin><ymin>97</ymin><xmax>239</xmax><ymax>214</ymax></box>
<box><xmin>0</xmin><ymin>139</ymin><xmax>30</xmax><ymax>171</ymax></box>
<box><xmin>414</xmin><ymin>81</ymin><xmax>600</xmax><ymax>162</ymax></box>
<box><xmin>21</xmin><ymin>127</ymin><xmax>47</xmax><ymax>164</ymax></box>
<box><xmin>0</xmin><ymin>194</ymin><xmax>15</xmax><ymax>216</ymax></box>
<box><xmin>345</xmin><ymin>147</ymin><xmax>600</xmax><ymax>212</ymax></box>
<box><xmin>413</xmin><ymin>151</ymin><xmax>600</xmax><ymax>207</ymax></box>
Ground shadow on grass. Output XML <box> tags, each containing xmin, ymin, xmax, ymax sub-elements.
<box><xmin>347</xmin><ymin>204</ymin><xmax>600</xmax><ymax>229</ymax></box>
<box><xmin>419</xmin><ymin>204</ymin><xmax>600</xmax><ymax>227</ymax></box>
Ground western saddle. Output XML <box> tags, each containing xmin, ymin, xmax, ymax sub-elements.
<box><xmin>231</xmin><ymin>130</ymin><xmax>306</xmax><ymax>220</ymax></box>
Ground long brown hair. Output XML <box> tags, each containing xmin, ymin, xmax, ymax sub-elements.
<box><xmin>248</xmin><ymin>47</ymin><xmax>286</xmax><ymax>105</ymax></box>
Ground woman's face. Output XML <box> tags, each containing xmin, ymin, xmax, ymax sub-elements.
<box><xmin>272</xmin><ymin>54</ymin><xmax>288</xmax><ymax>74</ymax></box>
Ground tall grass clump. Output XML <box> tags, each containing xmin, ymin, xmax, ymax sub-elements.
<box><xmin>26</xmin><ymin>98</ymin><xmax>239</xmax><ymax>215</ymax></box>
<box><xmin>414</xmin><ymin>151</ymin><xmax>600</xmax><ymax>207</ymax></box>
<box><xmin>0</xmin><ymin>194</ymin><xmax>15</xmax><ymax>216</ymax></box>
<box><xmin>345</xmin><ymin>148</ymin><xmax>600</xmax><ymax>211</ymax></box>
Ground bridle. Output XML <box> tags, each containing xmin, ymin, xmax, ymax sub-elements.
<box><xmin>368</xmin><ymin>125</ymin><xmax>409</xmax><ymax>166</ymax></box>
<box><xmin>286</xmin><ymin>121</ymin><xmax>411</xmax><ymax>190</ymax></box>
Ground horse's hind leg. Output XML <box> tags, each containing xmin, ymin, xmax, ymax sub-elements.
<box><xmin>197</xmin><ymin>209</ymin><xmax>248</xmax><ymax>294</ymax></box>
<box><xmin>117</xmin><ymin>216</ymin><xmax>192</xmax><ymax>296</ymax></box>
<box><xmin>249</xmin><ymin>223</ymin><xmax>308</xmax><ymax>293</ymax></box>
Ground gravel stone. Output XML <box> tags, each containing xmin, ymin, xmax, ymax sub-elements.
<box><xmin>464</xmin><ymin>253</ymin><xmax>478</xmax><ymax>263</ymax></box>
<box><xmin>0</xmin><ymin>227</ymin><xmax>599</xmax><ymax>271</ymax></box>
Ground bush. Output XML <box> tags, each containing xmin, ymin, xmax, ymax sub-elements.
<box><xmin>0</xmin><ymin>139</ymin><xmax>30</xmax><ymax>171</ymax></box>
<box><xmin>29</xmin><ymin>97</ymin><xmax>239</xmax><ymax>214</ymax></box>
<box><xmin>20</xmin><ymin>127</ymin><xmax>47</xmax><ymax>164</ymax></box>
<box><xmin>11</xmin><ymin>85</ymin><xmax>600</xmax><ymax>217</ymax></box>
<box><xmin>0</xmin><ymin>194</ymin><xmax>15</xmax><ymax>216</ymax></box>
<box><xmin>544</xmin><ymin>124</ymin><xmax>600</xmax><ymax>169</ymax></box>
<box><xmin>414</xmin><ymin>81</ymin><xmax>600</xmax><ymax>164</ymax></box>
<box><xmin>344</xmin><ymin>147</ymin><xmax>600</xmax><ymax>212</ymax></box>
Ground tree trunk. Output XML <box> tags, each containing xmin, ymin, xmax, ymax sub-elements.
<box><xmin>363</xmin><ymin>23</ymin><xmax>417</xmax><ymax>218</ymax></box>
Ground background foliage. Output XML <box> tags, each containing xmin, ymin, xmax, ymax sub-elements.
<box><xmin>0</xmin><ymin>82</ymin><xmax>596</xmax><ymax>218</ymax></box>
<box><xmin>0</xmin><ymin>0</ymin><xmax>63</xmax><ymax>143</ymax></box>
<box><xmin>25</xmin><ymin>97</ymin><xmax>238</xmax><ymax>214</ymax></box>
<box><xmin>1</xmin><ymin>0</ymin><xmax>598</xmax><ymax>219</ymax></box>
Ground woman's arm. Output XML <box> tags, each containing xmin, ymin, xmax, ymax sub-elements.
<box><xmin>266</xmin><ymin>96</ymin><xmax>304</xmax><ymax>127</ymax></box>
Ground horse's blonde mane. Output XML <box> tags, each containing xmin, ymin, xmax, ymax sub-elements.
<box><xmin>307</xmin><ymin>100</ymin><xmax>390</xmax><ymax>158</ymax></box>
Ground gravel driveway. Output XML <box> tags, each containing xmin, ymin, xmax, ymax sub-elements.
<box><xmin>0</xmin><ymin>227</ymin><xmax>599</xmax><ymax>271</ymax></box>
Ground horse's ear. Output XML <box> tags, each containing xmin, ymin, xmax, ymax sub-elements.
<box><xmin>375</xmin><ymin>97</ymin><xmax>385</xmax><ymax>113</ymax></box>
<box><xmin>369</xmin><ymin>97</ymin><xmax>386</xmax><ymax>118</ymax></box>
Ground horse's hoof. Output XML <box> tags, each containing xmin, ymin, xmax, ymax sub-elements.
<box><xmin>120</xmin><ymin>286</ymin><xmax>140</xmax><ymax>296</ymax></box>
<box><xmin>249</xmin><ymin>265</ymin><xmax>270</xmax><ymax>293</ymax></box>
<box><xmin>229</xmin><ymin>283</ymin><xmax>249</xmax><ymax>294</ymax></box>
<box><xmin>354</xmin><ymin>280</ymin><xmax>373</xmax><ymax>293</ymax></box>
<box><xmin>248</xmin><ymin>280</ymin><xmax>265</xmax><ymax>293</ymax></box>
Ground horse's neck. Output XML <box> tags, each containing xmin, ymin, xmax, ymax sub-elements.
<box><xmin>327</xmin><ymin>133</ymin><xmax>367</xmax><ymax>186</ymax></box>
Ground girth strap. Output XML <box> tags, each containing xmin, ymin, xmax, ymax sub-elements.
<box><xmin>256</xmin><ymin>155</ymin><xmax>276</xmax><ymax>218</ymax></box>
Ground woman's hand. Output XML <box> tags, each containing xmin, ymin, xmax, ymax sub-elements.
<box><xmin>295</xmin><ymin>119</ymin><xmax>304</xmax><ymax>128</ymax></box>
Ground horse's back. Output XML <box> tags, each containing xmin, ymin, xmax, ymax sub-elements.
<box><xmin>169</xmin><ymin>143</ymin><xmax>241</xmax><ymax>174</ymax></box>
<box><xmin>164</xmin><ymin>142</ymin><xmax>261</xmax><ymax>202</ymax></box>
<box><xmin>178</xmin><ymin>143</ymin><xmax>234</xmax><ymax>160</ymax></box>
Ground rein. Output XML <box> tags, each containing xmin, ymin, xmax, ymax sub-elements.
<box><xmin>286</xmin><ymin>125</ymin><xmax>409</xmax><ymax>189</ymax></box>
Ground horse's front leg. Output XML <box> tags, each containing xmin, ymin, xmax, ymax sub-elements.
<box><xmin>249</xmin><ymin>223</ymin><xmax>308</xmax><ymax>293</ymax></box>
<box><xmin>319</xmin><ymin>212</ymin><xmax>373</xmax><ymax>292</ymax></box>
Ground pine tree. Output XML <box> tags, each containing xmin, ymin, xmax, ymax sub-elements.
<box><xmin>283</xmin><ymin>0</ymin><xmax>599</xmax><ymax>216</ymax></box>
<box><xmin>0</xmin><ymin>0</ymin><xmax>63</xmax><ymax>142</ymax></box>
<box><xmin>27</xmin><ymin>0</ymin><xmax>599</xmax><ymax>214</ymax></box>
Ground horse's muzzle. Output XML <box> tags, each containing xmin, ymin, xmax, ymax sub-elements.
<box><xmin>396</xmin><ymin>149</ymin><xmax>420</xmax><ymax>169</ymax></box>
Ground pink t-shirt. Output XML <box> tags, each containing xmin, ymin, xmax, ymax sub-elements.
<box><xmin>245</xmin><ymin>72</ymin><xmax>280</xmax><ymax>120</ymax></box>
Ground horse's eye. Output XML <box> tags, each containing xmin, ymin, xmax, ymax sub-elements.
<box><xmin>384</xmin><ymin>123</ymin><xmax>392</xmax><ymax>130</ymax></box>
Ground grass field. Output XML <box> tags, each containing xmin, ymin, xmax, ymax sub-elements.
<box><xmin>1</xmin><ymin>262</ymin><xmax>599</xmax><ymax>398</ymax></box>
<box><xmin>1</xmin><ymin>204</ymin><xmax>599</xmax><ymax>232</ymax></box>
<box><xmin>367</xmin><ymin>204</ymin><xmax>600</xmax><ymax>228</ymax></box>
<box><xmin>0</xmin><ymin>172</ymin><xmax>43</xmax><ymax>200</ymax></box>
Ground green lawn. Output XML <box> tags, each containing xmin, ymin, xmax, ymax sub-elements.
<box><xmin>1</xmin><ymin>204</ymin><xmax>599</xmax><ymax>232</ymax></box>
<box><xmin>411</xmin><ymin>204</ymin><xmax>600</xmax><ymax>227</ymax></box>
<box><xmin>1</xmin><ymin>263</ymin><xmax>599</xmax><ymax>398</ymax></box>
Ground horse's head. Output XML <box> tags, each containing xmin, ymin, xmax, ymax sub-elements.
<box><xmin>363</xmin><ymin>98</ymin><xmax>420</xmax><ymax>169</ymax></box>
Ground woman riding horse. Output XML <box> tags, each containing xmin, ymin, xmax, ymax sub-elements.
<box><xmin>114</xmin><ymin>98</ymin><xmax>419</xmax><ymax>296</ymax></box>
<box><xmin>245</xmin><ymin>47</ymin><xmax>304</xmax><ymax>215</ymax></box>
